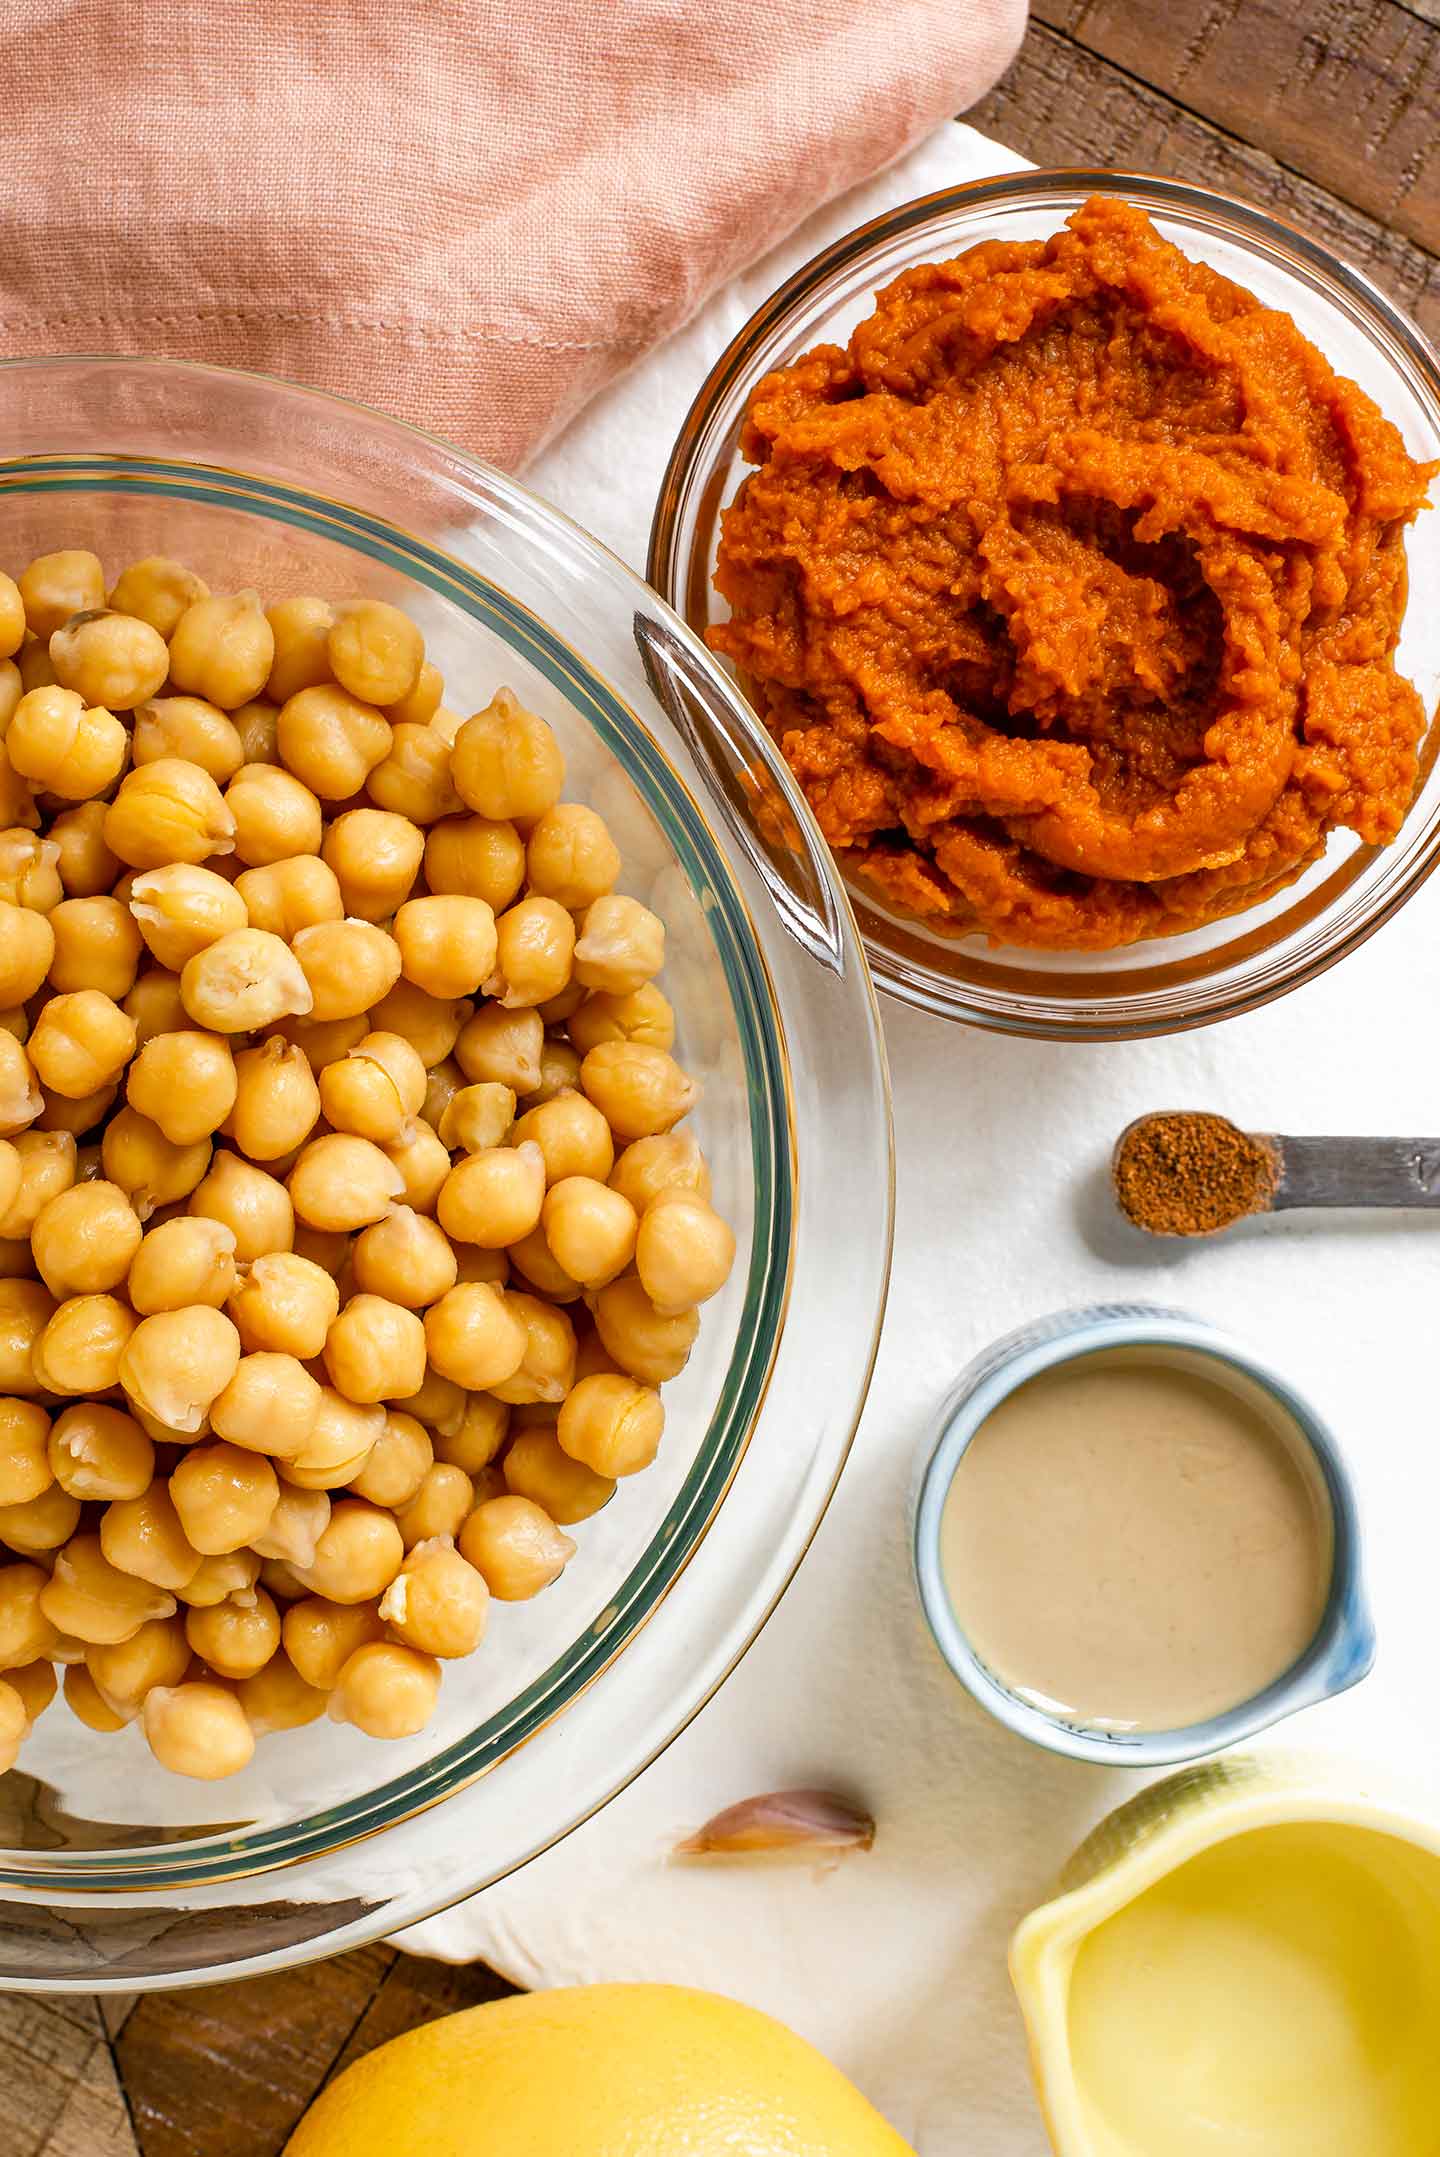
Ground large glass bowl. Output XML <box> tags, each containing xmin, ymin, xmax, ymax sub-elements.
<box><xmin>0</xmin><ymin>358</ymin><xmax>892</xmax><ymax>1989</ymax></box>
<box><xmin>650</xmin><ymin>168</ymin><xmax>1440</xmax><ymax>1040</ymax></box>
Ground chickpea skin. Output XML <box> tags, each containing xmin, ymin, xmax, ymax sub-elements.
<box><xmin>635</xmin><ymin>1190</ymin><xmax>736</xmax><ymax>1314</ymax></box>
<box><xmin>0</xmin><ymin>1398</ymin><xmax>54</xmax><ymax>1506</ymax></box>
<box><xmin>289</xmin><ymin>1133</ymin><xmax>405</xmax><ymax>1233</ymax></box>
<box><xmin>366</xmin><ymin>722</ymin><xmax>459</xmax><ymax>824</ymax></box>
<box><xmin>608</xmin><ymin>1131</ymin><xmax>711</xmax><ymax>1212</ymax></box>
<box><xmin>236</xmin><ymin>1652</ymin><xmax>326</xmax><ymax>1735</ymax></box>
<box><xmin>450</xmin><ymin>691</ymin><xmax>565</xmax><ymax>822</ymax></box>
<box><xmin>50</xmin><ymin>608</ymin><xmax>169</xmax><ymax>710</ymax></box>
<box><xmin>557</xmin><ymin>1371</ymin><xmax>665</xmax><ymax>1478</ymax></box>
<box><xmin>126</xmin><ymin>1029</ymin><xmax>237</xmax><ymax>1145</ymax></box>
<box><xmin>227</xmin><ymin>1249</ymin><xmax>339</xmax><ymax>1359</ymax></box>
<box><xmin>0</xmin><ymin>1035</ymin><xmax>40</xmax><ymax>1138</ymax></box>
<box><xmin>424</xmin><ymin>813</ymin><xmax>526</xmax><ymax>912</ymax></box>
<box><xmin>329</xmin><ymin>1639</ymin><xmax>440</xmax><ymax>1738</ymax></box>
<box><xmin>104</xmin><ymin>759</ymin><xmax>237</xmax><ymax>869</ymax></box>
<box><xmin>393</xmin><ymin>895</ymin><xmax>497</xmax><ymax>1001</ymax></box>
<box><xmin>127</xmin><ymin>1216</ymin><xmax>238</xmax><ymax>1315</ymax></box>
<box><xmin>277</xmin><ymin>684</ymin><xmax>392</xmax><ymax>800</ymax></box>
<box><xmin>47</xmin><ymin>893</ymin><xmax>144</xmax><ymax>1000</ymax></box>
<box><xmin>326</xmin><ymin>600</ymin><xmax>424</xmax><ymax>708</ymax></box>
<box><xmin>86</xmin><ymin>1616</ymin><xmax>190</xmax><ymax>1714</ymax></box>
<box><xmin>351</xmin><ymin>1207</ymin><xmax>456</xmax><ymax>1309</ymax></box>
<box><xmin>48</xmin><ymin>1530</ymin><xmax>181</xmax><ymax>1636</ymax></box>
<box><xmin>132</xmin><ymin>696</ymin><xmax>246</xmax><ymax>782</ymax></box>
<box><xmin>108</xmin><ymin>557</ymin><xmax>208</xmax><ymax>640</ymax></box>
<box><xmin>282</xmin><ymin>1597</ymin><xmax>384</xmax><ymax>1690</ymax></box>
<box><xmin>48</xmin><ymin>1402</ymin><xmax>154</xmax><ymax>1501</ymax></box>
<box><xmin>541</xmin><ymin>1176</ymin><xmax>637</xmax><ymax>1289</ymax></box>
<box><xmin>437</xmin><ymin>1140</ymin><xmax>546</xmax><ymax>1249</ymax></box>
<box><xmin>393</xmin><ymin>1461</ymin><xmax>472</xmax><ymax>1549</ymax></box>
<box><xmin>504</xmin><ymin>1425</ymin><xmax>615</xmax><ymax>1523</ymax></box>
<box><xmin>0</xmin><ymin>1677</ymin><xmax>26</xmax><ymax>1769</ymax></box>
<box><xmin>297</xmin><ymin>1498</ymin><xmax>404</xmax><ymax>1604</ymax></box>
<box><xmin>591</xmin><ymin>1275</ymin><xmax>699</xmax><ymax>1385</ymax></box>
<box><xmin>128</xmin><ymin>862</ymin><xmax>248</xmax><ymax>970</ymax></box>
<box><xmin>483</xmin><ymin>896</ymin><xmax>576</xmax><ymax>1010</ymax></box>
<box><xmin>0</xmin><ymin>901</ymin><xmax>55</xmax><ymax>1007</ymax></box>
<box><xmin>228</xmin><ymin>1037</ymin><xmax>320</xmax><ymax>1160</ymax></box>
<box><xmin>189</xmin><ymin>1151</ymin><xmax>294</xmax><ymax>1261</ymax></box>
<box><xmin>292</xmin><ymin>919</ymin><xmax>401</xmax><ymax>1022</ymax></box>
<box><xmin>30</xmin><ymin>1178</ymin><xmax>142</xmax><ymax>1296</ymax></box>
<box><xmin>579</xmin><ymin>1041</ymin><xmax>699</xmax><ymax>1141</ymax></box>
<box><xmin>166</xmin><ymin>591</ymin><xmax>275</xmax><ymax>710</ymax></box>
<box><xmin>18</xmin><ymin>551</ymin><xmax>107</xmax><ymax>639</ymax></box>
<box><xmin>379</xmin><ymin>1539</ymin><xmax>488</xmax><ymax>1658</ymax></box>
<box><xmin>101</xmin><ymin>1106</ymin><xmax>211</xmax><ymax>1217</ymax></box>
<box><xmin>369</xmin><ymin>979</ymin><xmax>471</xmax><ymax>1069</ymax></box>
<box><xmin>170</xmin><ymin>1441</ymin><xmax>280</xmax><ymax>1554</ymax></box>
<box><xmin>454</xmin><ymin>1003</ymin><xmax>542</xmax><ymax>1093</ymax></box>
<box><xmin>322</xmin><ymin>807</ymin><xmax>424</xmax><ymax>922</ymax></box>
<box><xmin>0</xmin><ymin>1278</ymin><xmax>57</xmax><ymax>1396</ymax></box>
<box><xmin>209</xmin><ymin>1351</ymin><xmax>322</xmax><ymax>1459</ymax></box>
<box><xmin>264</xmin><ymin>595</ymin><xmax>334</xmax><ymax>704</ymax></box>
<box><xmin>525</xmin><ymin>803</ymin><xmax>621</xmax><ymax>910</ymax></box>
<box><xmin>349</xmin><ymin>1410</ymin><xmax>432</xmax><ymax>1509</ymax></box>
<box><xmin>423</xmin><ymin>1281</ymin><xmax>526</xmax><ymax>1391</ymax></box>
<box><xmin>184</xmin><ymin>1589</ymin><xmax>281</xmax><ymax>1680</ymax></box>
<box><xmin>322</xmin><ymin>1294</ymin><xmax>427</xmax><ymax>1406</ymax></box>
<box><xmin>7</xmin><ymin>685</ymin><xmax>128</xmax><ymax>801</ymax></box>
<box><xmin>224</xmin><ymin>763</ymin><xmax>323</xmax><ymax>867</ymax></box>
<box><xmin>0</xmin><ymin>573</ymin><xmax>27</xmax><ymax>658</ymax></box>
<box><xmin>118</xmin><ymin>1305</ymin><xmax>241</xmax><ymax>1433</ymax></box>
<box><xmin>318</xmin><ymin>1031</ymin><xmax>425</xmax><ymax>1143</ymax></box>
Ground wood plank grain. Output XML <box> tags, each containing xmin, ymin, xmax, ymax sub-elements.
<box><xmin>0</xmin><ymin>1993</ymin><xmax>119</xmax><ymax>2157</ymax></box>
<box><xmin>116</xmin><ymin>1946</ymin><xmax>395</xmax><ymax>2157</ymax></box>
<box><xmin>965</xmin><ymin>21</ymin><xmax>1440</xmax><ymax>340</ymax></box>
<box><xmin>41</xmin><ymin>2040</ymin><xmax>137</xmax><ymax>2157</ymax></box>
<box><xmin>1034</xmin><ymin>0</ymin><xmax>1440</xmax><ymax>249</ymax></box>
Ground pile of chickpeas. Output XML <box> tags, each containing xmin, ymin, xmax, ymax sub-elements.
<box><xmin>0</xmin><ymin>550</ymin><xmax>734</xmax><ymax>1782</ymax></box>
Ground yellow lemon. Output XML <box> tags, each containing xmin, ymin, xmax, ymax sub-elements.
<box><xmin>286</xmin><ymin>1981</ymin><xmax>913</xmax><ymax>2156</ymax></box>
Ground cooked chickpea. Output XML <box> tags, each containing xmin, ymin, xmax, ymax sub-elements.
<box><xmin>108</xmin><ymin>556</ymin><xmax>208</xmax><ymax>639</ymax></box>
<box><xmin>284</xmin><ymin>1135</ymin><xmax>404</xmax><ymax>1242</ymax></box>
<box><xmin>0</xmin><ymin>1131</ymin><xmax>75</xmax><ymax>1240</ymax></box>
<box><xmin>350</xmin><ymin>1207</ymin><xmax>456</xmax><ymax>1310</ymax></box>
<box><xmin>167</xmin><ymin>591</ymin><xmax>275</xmax><ymax>710</ymax></box>
<box><xmin>325</xmin><ymin>599</ymin><xmax>423</xmax><ymax>709</ymax></box>
<box><xmin>450</xmin><ymin>691</ymin><xmax>564</xmax><ymax>822</ymax></box>
<box><xmin>349</xmin><ymin>1410</ymin><xmax>432</xmax><ymax>1509</ymax></box>
<box><xmin>321</xmin><ymin>807</ymin><xmax>424</xmax><ymax>921</ymax></box>
<box><xmin>264</xmin><ymin>595</ymin><xmax>334</xmax><ymax>704</ymax></box>
<box><xmin>35</xmin><ymin>1074</ymin><xmax>115</xmax><ymax>1136</ymax></box>
<box><xmin>296</xmin><ymin>1498</ymin><xmax>404</xmax><ymax>1603</ymax></box>
<box><xmin>170</xmin><ymin>1441</ymin><xmax>280</xmax><ymax>1554</ymax></box>
<box><xmin>541</xmin><ymin>1176</ymin><xmax>637</xmax><ymax>1289</ymax></box>
<box><xmin>323</xmin><ymin>1294</ymin><xmax>427</xmax><ymax>1406</ymax></box>
<box><xmin>608</xmin><ymin>1131</ymin><xmax>711</xmax><ymax>1212</ymax></box>
<box><xmin>184</xmin><ymin>1587</ymin><xmax>281</xmax><ymax>1680</ymax></box>
<box><xmin>46</xmin><ymin>1529</ymin><xmax>180</xmax><ymax>1637</ymax></box>
<box><xmin>49</xmin><ymin>800</ymin><xmax>121</xmax><ymax>899</ymax></box>
<box><xmin>233</xmin><ymin>702</ymin><xmax>279</xmax><ymax>766</ymax></box>
<box><xmin>209</xmin><ymin>1351</ymin><xmax>322</xmax><ymax>1458</ymax></box>
<box><xmin>236</xmin><ymin>1651</ymin><xmax>326</xmax><ymax>1734</ymax></box>
<box><xmin>132</xmin><ymin>695</ymin><xmax>246</xmax><ymax>781</ymax></box>
<box><xmin>423</xmin><ymin>1281</ymin><xmax>525</xmax><ymax>1391</ymax></box>
<box><xmin>101</xmin><ymin>1106</ymin><xmax>211</xmax><ymax>1216</ymax></box>
<box><xmin>437</xmin><ymin>1140</ymin><xmax>545</xmax><ymax>1250</ymax></box>
<box><xmin>277</xmin><ymin>684</ymin><xmax>392</xmax><ymax>800</ymax></box>
<box><xmin>128</xmin><ymin>1215</ymin><xmax>237</xmax><ymax>1315</ymax></box>
<box><xmin>15</xmin><ymin>639</ymin><xmax>55</xmax><ymax>695</ymax></box>
<box><xmin>0</xmin><ymin>902</ymin><xmax>53</xmax><ymax>1008</ymax></box>
<box><xmin>292</xmin><ymin>918</ymin><xmax>401</xmax><ymax>1022</ymax></box>
<box><xmin>504</xmin><ymin>1424</ymin><xmax>615</xmax><ymax>1523</ymax></box>
<box><xmin>224</xmin><ymin>762</ymin><xmax>323</xmax><ymax>866</ymax></box>
<box><xmin>0</xmin><ymin>1674</ymin><xmax>27</xmax><ymax>1765</ymax></box>
<box><xmin>369</xmin><ymin>978</ymin><xmax>471</xmax><ymax>1069</ymax></box>
<box><xmin>0</xmin><ymin>1035</ymin><xmax>39</xmax><ymax>1138</ymax></box>
<box><xmin>48</xmin><ymin>1401</ymin><xmax>153</xmax><ymax>1502</ymax></box>
<box><xmin>488</xmin><ymin>1291</ymin><xmax>576</xmax><ymax>1407</ymax></box>
<box><xmin>227</xmin><ymin>1249</ymin><xmax>338</xmax><ymax>1358</ymax></box>
<box><xmin>556</xmin><ymin>1371</ymin><xmax>665</xmax><ymax>1478</ymax></box>
<box><xmin>0</xmin><ymin>1478</ymin><xmax>79</xmax><ymax>1552</ymax></box>
<box><xmin>393</xmin><ymin>1461</ymin><xmax>472</xmax><ymax>1549</ymax></box>
<box><xmin>251</xmin><ymin>1484</ymin><xmax>332</xmax><ymax>1569</ymax></box>
<box><xmin>383</xmin><ymin>1119</ymin><xmax>452</xmax><ymax>1214</ymax></box>
<box><xmin>0</xmin><ymin>1398</ymin><xmax>53</xmax><ymax>1506</ymax></box>
<box><xmin>66</xmin><ymin>1664</ymin><xmax>131</xmax><ymax>1732</ymax></box>
<box><xmin>123</xmin><ymin>966</ymin><xmax>189</xmax><ymax>1046</ymax></box>
<box><xmin>318</xmin><ymin>1030</ymin><xmax>425</xmax><ymax>1143</ymax></box>
<box><xmin>128</xmin><ymin>861</ymin><xmax>248</xmax><ymax>970</ymax></box>
<box><xmin>179</xmin><ymin>1548</ymin><xmax>263</xmax><ymax>1608</ymax></box>
<box><xmin>0</xmin><ymin>1279</ymin><xmax>57</xmax><ymax>1396</ymax></box>
<box><xmin>454</xmin><ymin>1003</ymin><xmax>542</xmax><ymax>1093</ymax></box>
<box><xmin>393</xmin><ymin>895</ymin><xmax>497</xmax><ymax>1002</ymax></box>
<box><xmin>0</xmin><ymin>665</ymin><xmax>18</xmax><ymax>736</ymax></box>
<box><xmin>235</xmin><ymin>854</ymin><xmax>342</xmax><ymax>939</ymax></box>
<box><xmin>126</xmin><ymin>1029</ymin><xmax>237</xmax><ymax>1144</ymax></box>
<box><xmin>0</xmin><ymin>1143</ymin><xmax>19</xmax><ymax>1227</ymax></box>
<box><xmin>528</xmin><ymin>1037</ymin><xmax>582</xmax><ymax>1105</ymax></box>
<box><xmin>28</xmin><ymin>989</ymin><xmax>135</xmax><ymax>1097</ymax></box>
<box><xmin>118</xmin><ymin>1305</ymin><xmax>241</xmax><ymax>1433</ymax></box>
<box><xmin>580</xmin><ymin>1040</ymin><xmax>699</xmax><ymax>1140</ymax></box>
<box><xmin>424</xmin><ymin>812</ymin><xmax>526</xmax><ymax>913</ymax></box>
<box><xmin>0</xmin><ymin>573</ymin><xmax>26</xmax><ymax>659</ymax></box>
<box><xmin>367</xmin><ymin>721</ymin><xmax>459</xmax><ymax>824</ymax></box>
<box><xmin>189</xmin><ymin>1150</ymin><xmax>294</xmax><ymax>1260</ymax></box>
<box><xmin>507</xmin><ymin>1223</ymin><xmax>582</xmax><ymax>1303</ymax></box>
<box><xmin>50</xmin><ymin>608</ymin><xmax>169</xmax><ymax>710</ymax></box>
<box><xmin>104</xmin><ymin>758</ymin><xmax>236</xmax><ymax>869</ymax></box>
<box><xmin>18</xmin><ymin>550</ymin><xmax>106</xmax><ymax>639</ymax></box>
<box><xmin>30</xmin><ymin>1178</ymin><xmax>142</xmax><ymax>1296</ymax></box>
<box><xmin>142</xmin><ymin>1681</ymin><xmax>255</xmax><ymax>1779</ymax></box>
<box><xmin>459</xmin><ymin>1495</ymin><xmax>575</xmax><ymax>1601</ymax></box>
<box><xmin>484</xmin><ymin>896</ymin><xmax>575</xmax><ymax>1010</ymax></box>
<box><xmin>0</xmin><ymin>829</ymin><xmax>62</xmax><ymax>913</ymax></box>
<box><xmin>7</xmin><ymin>1658</ymin><xmax>56</xmax><ymax>1725</ymax></box>
<box><xmin>395</xmin><ymin>1368</ymin><xmax>468</xmax><ymax>1439</ymax></box>
<box><xmin>269</xmin><ymin>1009</ymin><xmax>368</xmax><ymax>1073</ymax></box>
<box><xmin>591</xmin><ymin>1276</ymin><xmax>699</xmax><ymax>1386</ymax></box>
<box><xmin>281</xmin><ymin>1386</ymin><xmax>384</xmax><ymax>1490</ymax></box>
<box><xmin>432</xmin><ymin>1393</ymin><xmax>509</xmax><ymax>1476</ymax></box>
<box><xmin>436</xmin><ymin>1080</ymin><xmax>513</xmax><ymax>1156</ymax></box>
<box><xmin>382</xmin><ymin>659</ymin><xmax>443</xmax><ymax>729</ymax></box>
<box><xmin>525</xmin><ymin>802</ymin><xmax>623</xmax><ymax>910</ymax></box>
<box><xmin>329</xmin><ymin>1638</ymin><xmax>439</xmax><ymax>1737</ymax></box>
<box><xmin>86</xmin><ymin>1615</ymin><xmax>189</xmax><ymax>1714</ymax></box>
<box><xmin>45</xmin><ymin>894</ymin><xmax>142</xmax><ymax>1001</ymax></box>
<box><xmin>282</xmin><ymin>1596</ymin><xmax>382</xmax><ymax>1690</ymax></box>
<box><xmin>635</xmin><ymin>1190</ymin><xmax>736</xmax><ymax>1314</ymax></box>
<box><xmin>379</xmin><ymin>1537</ymin><xmax>487</xmax><ymax>1658</ymax></box>
<box><xmin>228</xmin><ymin>1037</ymin><xmax>320</xmax><ymax>1160</ymax></box>
<box><xmin>510</xmin><ymin>1091</ymin><xmax>614</xmax><ymax>1184</ymax></box>
<box><xmin>31</xmin><ymin>1287</ymin><xmax>133</xmax><ymax>1396</ymax></box>
<box><xmin>0</xmin><ymin>1561</ymin><xmax>60</xmax><ymax>1669</ymax></box>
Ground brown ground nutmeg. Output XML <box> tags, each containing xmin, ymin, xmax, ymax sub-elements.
<box><xmin>1112</xmin><ymin>1111</ymin><xmax>1280</xmax><ymax>1236</ymax></box>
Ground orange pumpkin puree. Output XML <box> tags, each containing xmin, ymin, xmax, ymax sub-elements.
<box><xmin>711</xmin><ymin>198</ymin><xmax>1435</xmax><ymax>949</ymax></box>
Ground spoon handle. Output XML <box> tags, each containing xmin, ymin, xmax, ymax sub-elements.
<box><xmin>1267</xmin><ymin>1135</ymin><xmax>1440</xmax><ymax>1210</ymax></box>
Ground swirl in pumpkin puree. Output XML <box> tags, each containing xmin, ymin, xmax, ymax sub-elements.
<box><xmin>711</xmin><ymin>197</ymin><xmax>1436</xmax><ymax>950</ymax></box>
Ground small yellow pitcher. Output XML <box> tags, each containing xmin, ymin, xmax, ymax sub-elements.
<box><xmin>1010</xmin><ymin>1755</ymin><xmax>1440</xmax><ymax>2157</ymax></box>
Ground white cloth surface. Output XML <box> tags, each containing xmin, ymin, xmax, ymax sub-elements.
<box><xmin>398</xmin><ymin>121</ymin><xmax>1440</xmax><ymax>2154</ymax></box>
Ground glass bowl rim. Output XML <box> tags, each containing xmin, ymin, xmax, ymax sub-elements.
<box><xmin>0</xmin><ymin>388</ymin><xmax>893</xmax><ymax>1891</ymax></box>
<box><xmin>648</xmin><ymin>164</ymin><xmax>1440</xmax><ymax>1041</ymax></box>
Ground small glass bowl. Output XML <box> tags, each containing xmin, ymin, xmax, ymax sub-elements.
<box><xmin>910</xmin><ymin>1304</ymin><xmax>1374</xmax><ymax>1768</ymax></box>
<box><xmin>0</xmin><ymin>357</ymin><xmax>893</xmax><ymax>1989</ymax></box>
<box><xmin>650</xmin><ymin>168</ymin><xmax>1440</xmax><ymax>1040</ymax></box>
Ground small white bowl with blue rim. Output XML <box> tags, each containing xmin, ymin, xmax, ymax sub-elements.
<box><xmin>911</xmin><ymin>1302</ymin><xmax>1375</xmax><ymax>1768</ymax></box>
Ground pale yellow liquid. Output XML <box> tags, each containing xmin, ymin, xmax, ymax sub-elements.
<box><xmin>939</xmin><ymin>1350</ymin><xmax>1332</xmax><ymax>1730</ymax></box>
<box><xmin>1068</xmin><ymin>1825</ymin><xmax>1440</xmax><ymax>2156</ymax></box>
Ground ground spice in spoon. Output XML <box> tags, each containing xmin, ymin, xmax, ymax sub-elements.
<box><xmin>1112</xmin><ymin>1112</ymin><xmax>1281</xmax><ymax>1236</ymax></box>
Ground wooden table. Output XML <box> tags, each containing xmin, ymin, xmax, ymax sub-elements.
<box><xmin>5</xmin><ymin>4</ymin><xmax>1439</xmax><ymax>2149</ymax></box>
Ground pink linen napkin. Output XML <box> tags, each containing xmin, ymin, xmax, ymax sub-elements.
<box><xmin>0</xmin><ymin>0</ymin><xmax>1024</xmax><ymax>470</ymax></box>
